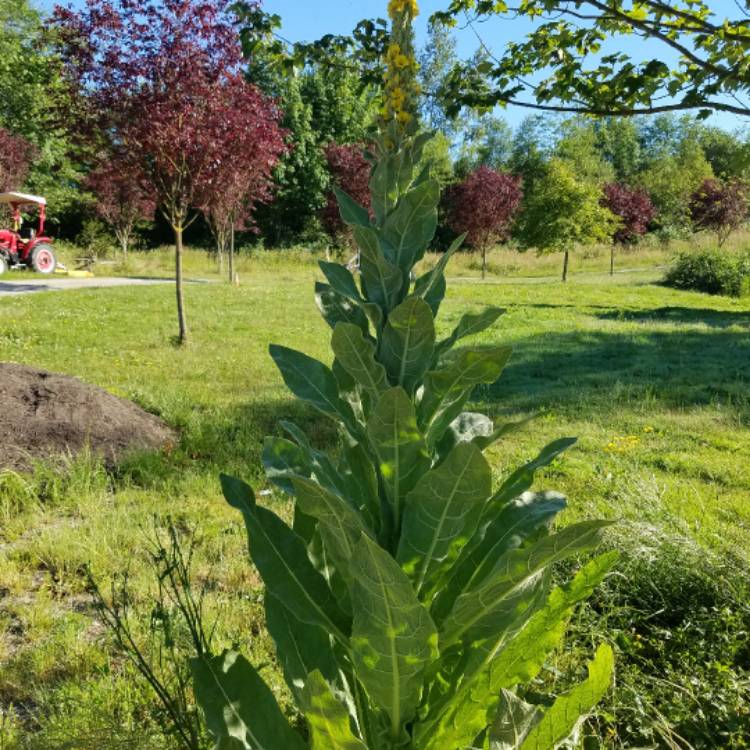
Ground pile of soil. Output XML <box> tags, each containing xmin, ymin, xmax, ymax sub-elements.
<box><xmin>0</xmin><ymin>363</ymin><xmax>176</xmax><ymax>471</ymax></box>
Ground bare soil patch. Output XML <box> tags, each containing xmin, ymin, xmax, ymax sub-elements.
<box><xmin>0</xmin><ymin>363</ymin><xmax>175</xmax><ymax>471</ymax></box>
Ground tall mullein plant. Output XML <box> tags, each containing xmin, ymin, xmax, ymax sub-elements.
<box><xmin>191</xmin><ymin>2</ymin><xmax>617</xmax><ymax>748</ymax></box>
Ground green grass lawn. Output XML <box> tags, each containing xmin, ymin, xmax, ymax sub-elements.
<box><xmin>1</xmin><ymin>253</ymin><xmax>749</xmax><ymax>749</ymax></box>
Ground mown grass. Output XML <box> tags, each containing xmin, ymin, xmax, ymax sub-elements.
<box><xmin>0</xmin><ymin>249</ymin><xmax>749</xmax><ymax>748</ymax></box>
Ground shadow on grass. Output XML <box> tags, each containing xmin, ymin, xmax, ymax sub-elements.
<box><xmin>475</xmin><ymin>321</ymin><xmax>750</xmax><ymax>416</ymax></box>
<box><xmin>115</xmin><ymin>396</ymin><xmax>336</xmax><ymax>490</ymax></box>
<box><xmin>595</xmin><ymin>305</ymin><xmax>750</xmax><ymax>329</ymax></box>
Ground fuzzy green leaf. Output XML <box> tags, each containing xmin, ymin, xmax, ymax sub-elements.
<box><xmin>331</xmin><ymin>323</ymin><xmax>388</xmax><ymax>400</ymax></box>
<box><xmin>432</xmin><ymin>491</ymin><xmax>568</xmax><ymax>625</ymax></box>
<box><xmin>518</xmin><ymin>643</ymin><xmax>615</xmax><ymax>750</ymax></box>
<box><xmin>335</xmin><ymin>186</ymin><xmax>370</xmax><ymax>228</ymax></box>
<box><xmin>315</xmin><ymin>282</ymin><xmax>368</xmax><ymax>333</ymax></box>
<box><xmin>291</xmin><ymin>476</ymin><xmax>372</xmax><ymax>580</ymax></box>
<box><xmin>367</xmin><ymin>387</ymin><xmax>431</xmax><ymax>535</ymax></box>
<box><xmin>380</xmin><ymin>296</ymin><xmax>436</xmax><ymax>394</ymax></box>
<box><xmin>355</xmin><ymin>226</ymin><xmax>403</xmax><ymax>312</ymax></box>
<box><xmin>397</xmin><ymin>442</ymin><xmax>492</xmax><ymax>597</ymax></box>
<box><xmin>441</xmin><ymin>521</ymin><xmax>613</xmax><ymax>646</ymax></box>
<box><xmin>490</xmin><ymin>691</ymin><xmax>542</xmax><ymax>750</ymax></box>
<box><xmin>435</xmin><ymin>307</ymin><xmax>506</xmax><ymax>359</ymax></box>
<box><xmin>262</xmin><ymin>437</ymin><xmax>311</xmax><ymax>495</ymax></box>
<box><xmin>265</xmin><ymin>596</ymin><xmax>339</xmax><ymax>704</ymax></box>
<box><xmin>220</xmin><ymin>475</ymin><xmax>350</xmax><ymax>644</ymax></box>
<box><xmin>419</xmin><ymin>347</ymin><xmax>513</xmax><ymax>448</ymax></box>
<box><xmin>299</xmin><ymin>671</ymin><xmax>369</xmax><ymax>750</ymax></box>
<box><xmin>381</xmin><ymin>179</ymin><xmax>440</xmax><ymax>274</ymax></box>
<box><xmin>417</xmin><ymin>552</ymin><xmax>618</xmax><ymax>750</ymax></box>
<box><xmin>192</xmin><ymin>650</ymin><xmax>306</xmax><ymax>750</ymax></box>
<box><xmin>269</xmin><ymin>345</ymin><xmax>360</xmax><ymax>438</ymax></box>
<box><xmin>350</xmin><ymin>535</ymin><xmax>438</xmax><ymax>738</ymax></box>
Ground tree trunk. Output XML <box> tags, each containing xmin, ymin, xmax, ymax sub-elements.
<box><xmin>481</xmin><ymin>246</ymin><xmax>487</xmax><ymax>280</ymax></box>
<box><xmin>562</xmin><ymin>250</ymin><xmax>569</xmax><ymax>282</ymax></box>
<box><xmin>175</xmin><ymin>226</ymin><xmax>189</xmax><ymax>345</ymax></box>
<box><xmin>228</xmin><ymin>225</ymin><xmax>235</xmax><ymax>284</ymax></box>
<box><xmin>610</xmin><ymin>244</ymin><xmax>615</xmax><ymax>276</ymax></box>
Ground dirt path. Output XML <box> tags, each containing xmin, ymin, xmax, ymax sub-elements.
<box><xmin>0</xmin><ymin>276</ymin><xmax>185</xmax><ymax>296</ymax></box>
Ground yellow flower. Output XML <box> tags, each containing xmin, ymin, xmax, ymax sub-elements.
<box><xmin>388</xmin><ymin>0</ymin><xmax>419</xmax><ymax>19</ymax></box>
<box><xmin>397</xmin><ymin>110</ymin><xmax>413</xmax><ymax>124</ymax></box>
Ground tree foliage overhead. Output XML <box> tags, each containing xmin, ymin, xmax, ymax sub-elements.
<box><xmin>432</xmin><ymin>0</ymin><xmax>750</xmax><ymax>118</ymax></box>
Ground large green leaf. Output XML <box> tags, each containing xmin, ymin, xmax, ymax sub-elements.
<box><xmin>432</xmin><ymin>491</ymin><xmax>567</xmax><ymax>625</ymax></box>
<box><xmin>416</xmin><ymin>552</ymin><xmax>618</xmax><ymax>750</ymax></box>
<box><xmin>355</xmin><ymin>225</ymin><xmax>403</xmax><ymax>312</ymax></box>
<box><xmin>490</xmin><ymin>691</ymin><xmax>542</xmax><ymax>750</ymax></box>
<box><xmin>381</xmin><ymin>179</ymin><xmax>440</xmax><ymax>274</ymax></box>
<box><xmin>397</xmin><ymin>442</ymin><xmax>491</xmax><ymax>597</ymax></box>
<box><xmin>419</xmin><ymin>347</ymin><xmax>513</xmax><ymax>448</ymax></box>
<box><xmin>441</xmin><ymin>520</ymin><xmax>613</xmax><ymax>647</ymax></box>
<box><xmin>262</xmin><ymin>436</ymin><xmax>311</xmax><ymax>495</ymax></box>
<box><xmin>366</xmin><ymin>387</ymin><xmax>431</xmax><ymax>535</ymax></box>
<box><xmin>315</xmin><ymin>282</ymin><xmax>368</xmax><ymax>333</ymax></box>
<box><xmin>191</xmin><ymin>650</ymin><xmax>306</xmax><ymax>750</ymax></box>
<box><xmin>319</xmin><ymin>261</ymin><xmax>364</xmax><ymax>304</ymax></box>
<box><xmin>299</xmin><ymin>671</ymin><xmax>369</xmax><ymax>750</ymax></box>
<box><xmin>518</xmin><ymin>643</ymin><xmax>615</xmax><ymax>750</ymax></box>
<box><xmin>269</xmin><ymin>345</ymin><xmax>360</xmax><ymax>438</ymax></box>
<box><xmin>486</xmin><ymin>438</ymin><xmax>578</xmax><ymax>516</ymax></box>
<box><xmin>350</xmin><ymin>535</ymin><xmax>438</xmax><ymax>739</ymax></box>
<box><xmin>291</xmin><ymin>476</ymin><xmax>372</xmax><ymax>580</ymax></box>
<box><xmin>413</xmin><ymin>232</ymin><xmax>465</xmax><ymax>316</ymax></box>
<box><xmin>264</xmin><ymin>596</ymin><xmax>339</xmax><ymax>704</ymax></box>
<box><xmin>340</xmin><ymin>443</ymin><xmax>381</xmax><ymax>531</ymax></box>
<box><xmin>220</xmin><ymin>475</ymin><xmax>350</xmax><ymax>644</ymax></box>
<box><xmin>370</xmin><ymin>149</ymin><xmax>414</xmax><ymax>225</ymax></box>
<box><xmin>434</xmin><ymin>307</ymin><xmax>506</xmax><ymax>360</ymax></box>
<box><xmin>331</xmin><ymin>323</ymin><xmax>388</xmax><ymax>400</ymax></box>
<box><xmin>335</xmin><ymin>186</ymin><xmax>370</xmax><ymax>228</ymax></box>
<box><xmin>436</xmin><ymin>411</ymin><xmax>494</xmax><ymax>457</ymax></box>
<box><xmin>380</xmin><ymin>296</ymin><xmax>436</xmax><ymax>394</ymax></box>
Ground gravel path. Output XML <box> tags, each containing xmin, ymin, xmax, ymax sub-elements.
<box><xmin>0</xmin><ymin>277</ymin><xmax>178</xmax><ymax>297</ymax></box>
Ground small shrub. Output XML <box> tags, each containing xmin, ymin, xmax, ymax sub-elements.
<box><xmin>664</xmin><ymin>248</ymin><xmax>750</xmax><ymax>297</ymax></box>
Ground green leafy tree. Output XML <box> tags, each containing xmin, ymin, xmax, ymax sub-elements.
<box><xmin>251</xmin><ymin>58</ymin><xmax>379</xmax><ymax>244</ymax></box>
<box><xmin>639</xmin><ymin>136</ymin><xmax>713</xmax><ymax>231</ymax></box>
<box><xmin>518</xmin><ymin>159</ymin><xmax>618</xmax><ymax>281</ymax></box>
<box><xmin>594</xmin><ymin>118</ymin><xmax>643</xmax><ymax>183</ymax></box>
<box><xmin>556</xmin><ymin>119</ymin><xmax>616</xmax><ymax>186</ymax></box>
<box><xmin>434</xmin><ymin>1</ymin><xmax>750</xmax><ymax>120</ymax></box>
<box><xmin>0</xmin><ymin>0</ymin><xmax>86</xmax><ymax>229</ymax></box>
<box><xmin>191</xmin><ymin>4</ymin><xmax>616</xmax><ymax>749</ymax></box>
<box><xmin>418</xmin><ymin>18</ymin><xmax>459</xmax><ymax>136</ymax></box>
<box><xmin>253</xmin><ymin>71</ymin><xmax>330</xmax><ymax>244</ymax></box>
<box><xmin>508</xmin><ymin>115</ymin><xmax>558</xmax><ymax>192</ymax></box>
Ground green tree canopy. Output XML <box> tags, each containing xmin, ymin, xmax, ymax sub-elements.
<box><xmin>433</xmin><ymin>0</ymin><xmax>750</xmax><ymax>119</ymax></box>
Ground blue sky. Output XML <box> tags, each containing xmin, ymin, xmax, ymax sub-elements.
<box><xmin>35</xmin><ymin>0</ymin><xmax>748</xmax><ymax>133</ymax></box>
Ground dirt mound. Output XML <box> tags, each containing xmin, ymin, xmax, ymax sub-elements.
<box><xmin>0</xmin><ymin>363</ymin><xmax>176</xmax><ymax>471</ymax></box>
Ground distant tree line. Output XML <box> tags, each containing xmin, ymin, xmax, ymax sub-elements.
<box><xmin>0</xmin><ymin>0</ymin><xmax>748</xmax><ymax>268</ymax></box>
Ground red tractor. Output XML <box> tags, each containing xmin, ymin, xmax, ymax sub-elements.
<box><xmin>0</xmin><ymin>192</ymin><xmax>57</xmax><ymax>275</ymax></box>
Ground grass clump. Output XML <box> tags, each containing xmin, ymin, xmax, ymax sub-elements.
<box><xmin>664</xmin><ymin>248</ymin><xmax>750</xmax><ymax>297</ymax></box>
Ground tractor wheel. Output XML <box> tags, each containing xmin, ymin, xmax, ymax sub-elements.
<box><xmin>0</xmin><ymin>255</ymin><xmax>7</xmax><ymax>276</ymax></box>
<box><xmin>31</xmin><ymin>244</ymin><xmax>57</xmax><ymax>275</ymax></box>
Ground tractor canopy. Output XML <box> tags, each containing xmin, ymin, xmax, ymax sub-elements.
<box><xmin>0</xmin><ymin>192</ymin><xmax>47</xmax><ymax>208</ymax></box>
<box><xmin>0</xmin><ymin>192</ymin><xmax>48</xmax><ymax>234</ymax></box>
